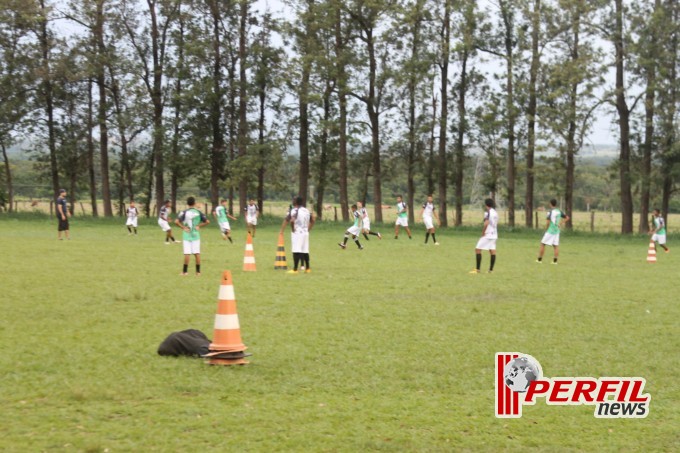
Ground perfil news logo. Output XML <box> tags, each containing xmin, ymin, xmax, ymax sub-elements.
<box><xmin>495</xmin><ymin>353</ymin><xmax>651</xmax><ymax>419</ymax></box>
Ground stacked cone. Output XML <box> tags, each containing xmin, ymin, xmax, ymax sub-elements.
<box><xmin>275</xmin><ymin>233</ymin><xmax>288</xmax><ymax>270</ymax></box>
<box><xmin>243</xmin><ymin>233</ymin><xmax>256</xmax><ymax>271</ymax></box>
<box><xmin>205</xmin><ymin>271</ymin><xmax>250</xmax><ymax>365</ymax></box>
<box><xmin>647</xmin><ymin>241</ymin><xmax>657</xmax><ymax>263</ymax></box>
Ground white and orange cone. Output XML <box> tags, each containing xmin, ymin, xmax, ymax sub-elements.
<box><xmin>243</xmin><ymin>233</ymin><xmax>256</xmax><ymax>272</ymax></box>
<box><xmin>205</xmin><ymin>271</ymin><xmax>250</xmax><ymax>365</ymax></box>
<box><xmin>646</xmin><ymin>241</ymin><xmax>657</xmax><ymax>263</ymax></box>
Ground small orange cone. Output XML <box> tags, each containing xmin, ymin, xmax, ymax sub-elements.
<box><xmin>647</xmin><ymin>241</ymin><xmax>657</xmax><ymax>263</ymax></box>
<box><xmin>205</xmin><ymin>271</ymin><xmax>249</xmax><ymax>365</ymax></box>
<box><xmin>243</xmin><ymin>233</ymin><xmax>256</xmax><ymax>271</ymax></box>
<box><xmin>275</xmin><ymin>233</ymin><xmax>288</xmax><ymax>270</ymax></box>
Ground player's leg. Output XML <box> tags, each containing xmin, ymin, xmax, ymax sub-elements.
<box><xmin>431</xmin><ymin>228</ymin><xmax>438</xmax><ymax>245</ymax></box>
<box><xmin>489</xmin><ymin>250</ymin><xmax>496</xmax><ymax>272</ymax></box>
<box><xmin>552</xmin><ymin>245</ymin><xmax>559</xmax><ymax>263</ymax></box>
<box><xmin>658</xmin><ymin>235</ymin><xmax>669</xmax><ymax>252</ymax></box>
<box><xmin>181</xmin><ymin>254</ymin><xmax>190</xmax><ymax>275</ymax></box>
<box><xmin>133</xmin><ymin>219</ymin><xmax>138</xmax><ymax>235</ymax></box>
<box><xmin>394</xmin><ymin>223</ymin><xmax>399</xmax><ymax>239</ymax></box>
<box><xmin>353</xmin><ymin>235</ymin><xmax>363</xmax><ymax>249</ymax></box>
<box><xmin>194</xmin><ymin>253</ymin><xmax>201</xmax><ymax>275</ymax></box>
<box><xmin>406</xmin><ymin>226</ymin><xmax>412</xmax><ymax>239</ymax></box>
<box><xmin>471</xmin><ymin>248</ymin><xmax>482</xmax><ymax>273</ymax></box>
<box><xmin>369</xmin><ymin>231</ymin><xmax>381</xmax><ymax>239</ymax></box>
<box><xmin>537</xmin><ymin>243</ymin><xmax>546</xmax><ymax>262</ymax></box>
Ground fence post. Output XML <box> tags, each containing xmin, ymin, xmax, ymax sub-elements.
<box><xmin>15</xmin><ymin>201</ymin><xmax>18</xmax><ymax>212</ymax></box>
<box><xmin>50</xmin><ymin>200</ymin><xmax>54</xmax><ymax>218</ymax></box>
<box><xmin>535</xmin><ymin>211</ymin><xmax>538</xmax><ymax>229</ymax></box>
<box><xmin>334</xmin><ymin>206</ymin><xmax>338</xmax><ymax>222</ymax></box>
<box><xmin>80</xmin><ymin>202</ymin><xmax>86</xmax><ymax>215</ymax></box>
<box><xmin>590</xmin><ymin>211</ymin><xmax>595</xmax><ymax>233</ymax></box>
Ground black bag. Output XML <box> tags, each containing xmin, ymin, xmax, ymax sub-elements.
<box><xmin>157</xmin><ymin>329</ymin><xmax>211</xmax><ymax>357</ymax></box>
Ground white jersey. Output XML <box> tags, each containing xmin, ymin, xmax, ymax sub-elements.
<box><xmin>359</xmin><ymin>207</ymin><xmax>370</xmax><ymax>228</ymax></box>
<box><xmin>422</xmin><ymin>202</ymin><xmax>435</xmax><ymax>218</ymax></box>
<box><xmin>245</xmin><ymin>204</ymin><xmax>259</xmax><ymax>218</ymax></box>
<box><xmin>158</xmin><ymin>205</ymin><xmax>169</xmax><ymax>221</ymax></box>
<box><xmin>483</xmin><ymin>208</ymin><xmax>499</xmax><ymax>239</ymax></box>
<box><xmin>291</xmin><ymin>207</ymin><xmax>311</xmax><ymax>233</ymax></box>
<box><xmin>127</xmin><ymin>207</ymin><xmax>138</xmax><ymax>219</ymax></box>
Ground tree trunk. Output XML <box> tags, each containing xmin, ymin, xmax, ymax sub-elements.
<box><xmin>170</xmin><ymin>17</ymin><xmax>185</xmax><ymax>213</ymax></box>
<box><xmin>427</xmin><ymin>94</ymin><xmax>437</xmax><ymax>196</ymax></box>
<box><xmin>237</xmin><ymin>0</ymin><xmax>249</xmax><ymax>212</ymax></box>
<box><xmin>38</xmin><ymin>0</ymin><xmax>59</xmax><ymax>197</ymax></box>
<box><xmin>95</xmin><ymin>0</ymin><xmax>112</xmax><ymax>215</ymax></box>
<box><xmin>335</xmin><ymin>2</ymin><xmax>349</xmax><ymax>221</ymax></box>
<box><xmin>454</xmin><ymin>50</ymin><xmax>468</xmax><ymax>226</ymax></box>
<box><xmin>299</xmin><ymin>61</ymin><xmax>310</xmax><ymax>205</ymax></box>
<box><xmin>525</xmin><ymin>0</ymin><xmax>540</xmax><ymax>228</ymax></box>
<box><xmin>366</xmin><ymin>29</ymin><xmax>383</xmax><ymax>223</ymax></box>
<box><xmin>1</xmin><ymin>143</ymin><xmax>13</xmax><ymax>212</ymax></box>
<box><xmin>500</xmin><ymin>0</ymin><xmax>516</xmax><ymax>227</ymax></box>
<box><xmin>209</xmin><ymin>0</ymin><xmax>224</xmax><ymax>210</ymax></box>
<box><xmin>227</xmin><ymin>53</ymin><xmax>237</xmax><ymax>214</ymax></box>
<box><xmin>257</xmin><ymin>61</ymin><xmax>266</xmax><ymax>214</ymax></box>
<box><xmin>87</xmin><ymin>78</ymin><xmax>98</xmax><ymax>216</ymax></box>
<box><xmin>316</xmin><ymin>84</ymin><xmax>332</xmax><ymax>219</ymax></box>
<box><xmin>638</xmin><ymin>0</ymin><xmax>660</xmax><ymax>233</ymax></box>
<box><xmin>437</xmin><ymin>0</ymin><xmax>451</xmax><ymax>227</ymax></box>
<box><xmin>614</xmin><ymin>0</ymin><xmax>633</xmax><ymax>234</ymax></box>
<box><xmin>564</xmin><ymin>7</ymin><xmax>579</xmax><ymax>230</ymax></box>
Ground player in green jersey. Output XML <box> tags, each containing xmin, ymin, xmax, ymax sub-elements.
<box><xmin>536</xmin><ymin>199</ymin><xmax>569</xmax><ymax>264</ymax></box>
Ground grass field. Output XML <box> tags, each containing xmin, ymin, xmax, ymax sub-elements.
<box><xmin>1</xmin><ymin>215</ymin><xmax>678</xmax><ymax>451</ymax></box>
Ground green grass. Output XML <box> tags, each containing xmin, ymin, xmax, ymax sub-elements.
<box><xmin>0</xmin><ymin>216</ymin><xmax>678</xmax><ymax>451</ymax></box>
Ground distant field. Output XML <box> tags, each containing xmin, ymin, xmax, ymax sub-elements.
<box><xmin>5</xmin><ymin>197</ymin><xmax>678</xmax><ymax>234</ymax></box>
<box><xmin>0</xmin><ymin>216</ymin><xmax>677</xmax><ymax>451</ymax></box>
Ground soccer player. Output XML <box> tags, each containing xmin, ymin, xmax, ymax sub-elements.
<box><xmin>158</xmin><ymin>200</ymin><xmax>178</xmax><ymax>244</ymax></box>
<box><xmin>650</xmin><ymin>208</ymin><xmax>670</xmax><ymax>254</ymax></box>
<box><xmin>338</xmin><ymin>204</ymin><xmax>364</xmax><ymax>250</ymax></box>
<box><xmin>56</xmin><ymin>189</ymin><xmax>70</xmax><ymax>240</ymax></box>
<box><xmin>213</xmin><ymin>199</ymin><xmax>237</xmax><ymax>243</ymax></box>
<box><xmin>357</xmin><ymin>201</ymin><xmax>381</xmax><ymax>240</ymax></box>
<box><xmin>175</xmin><ymin>197</ymin><xmax>210</xmax><ymax>276</ymax></box>
<box><xmin>244</xmin><ymin>198</ymin><xmax>259</xmax><ymax>238</ymax></box>
<box><xmin>420</xmin><ymin>195</ymin><xmax>440</xmax><ymax>245</ymax></box>
<box><xmin>281</xmin><ymin>196</ymin><xmax>315</xmax><ymax>274</ymax></box>
<box><xmin>394</xmin><ymin>195</ymin><xmax>412</xmax><ymax>239</ymax></box>
<box><xmin>470</xmin><ymin>198</ymin><xmax>499</xmax><ymax>274</ymax></box>
<box><xmin>536</xmin><ymin>199</ymin><xmax>569</xmax><ymax>264</ymax></box>
<box><xmin>126</xmin><ymin>200</ymin><xmax>139</xmax><ymax>235</ymax></box>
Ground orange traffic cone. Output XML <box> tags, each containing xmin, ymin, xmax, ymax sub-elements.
<box><xmin>205</xmin><ymin>271</ymin><xmax>250</xmax><ymax>365</ymax></box>
<box><xmin>275</xmin><ymin>233</ymin><xmax>288</xmax><ymax>270</ymax></box>
<box><xmin>243</xmin><ymin>233</ymin><xmax>256</xmax><ymax>271</ymax></box>
<box><xmin>647</xmin><ymin>241</ymin><xmax>657</xmax><ymax>263</ymax></box>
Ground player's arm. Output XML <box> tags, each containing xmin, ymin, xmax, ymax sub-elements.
<box><xmin>228</xmin><ymin>213</ymin><xmax>237</xmax><ymax>221</ymax></box>
<box><xmin>419</xmin><ymin>207</ymin><xmax>425</xmax><ymax>220</ymax></box>
<box><xmin>559</xmin><ymin>211</ymin><xmax>569</xmax><ymax>227</ymax></box>
<box><xmin>279</xmin><ymin>213</ymin><xmax>291</xmax><ymax>234</ymax></box>
<box><xmin>196</xmin><ymin>213</ymin><xmax>209</xmax><ymax>230</ymax></box>
<box><xmin>481</xmin><ymin>219</ymin><xmax>489</xmax><ymax>236</ymax></box>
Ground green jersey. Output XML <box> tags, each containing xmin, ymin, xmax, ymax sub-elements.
<box><xmin>215</xmin><ymin>205</ymin><xmax>228</xmax><ymax>223</ymax></box>
<box><xmin>396</xmin><ymin>201</ymin><xmax>407</xmax><ymax>218</ymax></box>
<box><xmin>546</xmin><ymin>208</ymin><xmax>565</xmax><ymax>234</ymax></box>
<box><xmin>178</xmin><ymin>208</ymin><xmax>207</xmax><ymax>241</ymax></box>
<box><xmin>653</xmin><ymin>216</ymin><xmax>666</xmax><ymax>235</ymax></box>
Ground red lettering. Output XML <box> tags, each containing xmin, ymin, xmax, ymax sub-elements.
<box><xmin>596</xmin><ymin>380</ymin><xmax>620</xmax><ymax>402</ymax></box>
<box><xmin>628</xmin><ymin>380</ymin><xmax>649</xmax><ymax>402</ymax></box>
<box><xmin>616</xmin><ymin>380</ymin><xmax>631</xmax><ymax>402</ymax></box>
<box><xmin>572</xmin><ymin>380</ymin><xmax>597</xmax><ymax>403</ymax></box>
<box><xmin>549</xmin><ymin>380</ymin><xmax>572</xmax><ymax>402</ymax></box>
<box><xmin>525</xmin><ymin>380</ymin><xmax>550</xmax><ymax>403</ymax></box>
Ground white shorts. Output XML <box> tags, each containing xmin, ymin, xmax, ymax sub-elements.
<box><xmin>396</xmin><ymin>217</ymin><xmax>409</xmax><ymax>227</ymax></box>
<box><xmin>347</xmin><ymin>225</ymin><xmax>361</xmax><ymax>237</ymax></box>
<box><xmin>424</xmin><ymin>217</ymin><xmax>434</xmax><ymax>230</ymax></box>
<box><xmin>652</xmin><ymin>233</ymin><xmax>667</xmax><ymax>245</ymax></box>
<box><xmin>219</xmin><ymin>221</ymin><xmax>231</xmax><ymax>233</ymax></box>
<box><xmin>158</xmin><ymin>219</ymin><xmax>171</xmax><ymax>232</ymax></box>
<box><xmin>126</xmin><ymin>218</ymin><xmax>138</xmax><ymax>227</ymax></box>
<box><xmin>541</xmin><ymin>232</ymin><xmax>560</xmax><ymax>246</ymax></box>
<box><xmin>363</xmin><ymin>221</ymin><xmax>371</xmax><ymax>231</ymax></box>
<box><xmin>246</xmin><ymin>216</ymin><xmax>258</xmax><ymax>226</ymax></box>
<box><xmin>183</xmin><ymin>240</ymin><xmax>200</xmax><ymax>255</ymax></box>
<box><xmin>475</xmin><ymin>237</ymin><xmax>497</xmax><ymax>250</ymax></box>
<box><xmin>292</xmin><ymin>232</ymin><xmax>309</xmax><ymax>253</ymax></box>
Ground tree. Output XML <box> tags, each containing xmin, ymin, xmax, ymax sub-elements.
<box><xmin>435</xmin><ymin>0</ymin><xmax>452</xmax><ymax>226</ymax></box>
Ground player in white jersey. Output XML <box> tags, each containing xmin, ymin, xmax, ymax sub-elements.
<box><xmin>357</xmin><ymin>201</ymin><xmax>382</xmax><ymax>240</ymax></box>
<box><xmin>420</xmin><ymin>195</ymin><xmax>440</xmax><ymax>245</ymax></box>
<box><xmin>126</xmin><ymin>200</ymin><xmax>139</xmax><ymax>235</ymax></box>
<box><xmin>280</xmin><ymin>196</ymin><xmax>315</xmax><ymax>273</ymax></box>
<box><xmin>213</xmin><ymin>199</ymin><xmax>238</xmax><ymax>243</ymax></box>
<box><xmin>338</xmin><ymin>204</ymin><xmax>364</xmax><ymax>250</ymax></box>
<box><xmin>158</xmin><ymin>200</ymin><xmax>178</xmax><ymax>244</ymax></box>
<box><xmin>470</xmin><ymin>198</ymin><xmax>498</xmax><ymax>274</ymax></box>
<box><xmin>394</xmin><ymin>195</ymin><xmax>412</xmax><ymax>239</ymax></box>
<box><xmin>244</xmin><ymin>199</ymin><xmax>259</xmax><ymax>238</ymax></box>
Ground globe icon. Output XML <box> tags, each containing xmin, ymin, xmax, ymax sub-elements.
<box><xmin>504</xmin><ymin>356</ymin><xmax>541</xmax><ymax>393</ymax></box>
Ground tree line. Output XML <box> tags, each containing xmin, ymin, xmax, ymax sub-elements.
<box><xmin>0</xmin><ymin>0</ymin><xmax>678</xmax><ymax>233</ymax></box>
